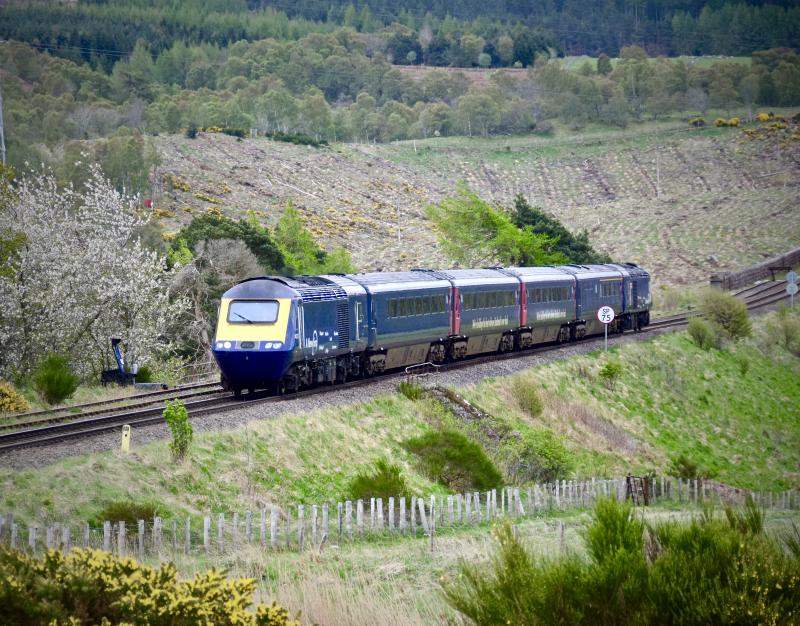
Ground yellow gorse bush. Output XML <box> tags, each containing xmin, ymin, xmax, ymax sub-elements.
<box><xmin>0</xmin><ymin>381</ymin><xmax>30</xmax><ymax>413</ymax></box>
<box><xmin>0</xmin><ymin>547</ymin><xmax>300</xmax><ymax>626</ymax></box>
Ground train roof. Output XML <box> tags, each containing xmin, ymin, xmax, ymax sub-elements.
<box><xmin>502</xmin><ymin>266</ymin><xmax>574</xmax><ymax>283</ymax></box>
<box><xmin>558</xmin><ymin>264</ymin><xmax>625</xmax><ymax>280</ymax></box>
<box><xmin>345</xmin><ymin>271</ymin><xmax>451</xmax><ymax>294</ymax></box>
<box><xmin>425</xmin><ymin>268</ymin><xmax>519</xmax><ymax>287</ymax></box>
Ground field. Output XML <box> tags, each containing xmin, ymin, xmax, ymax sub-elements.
<box><xmin>155</xmin><ymin>114</ymin><xmax>800</xmax><ymax>291</ymax></box>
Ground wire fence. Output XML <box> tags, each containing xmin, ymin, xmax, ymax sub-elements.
<box><xmin>1</xmin><ymin>476</ymin><xmax>796</xmax><ymax>559</ymax></box>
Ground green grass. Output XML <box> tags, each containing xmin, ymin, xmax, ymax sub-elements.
<box><xmin>460</xmin><ymin>310</ymin><xmax>800</xmax><ymax>490</ymax></box>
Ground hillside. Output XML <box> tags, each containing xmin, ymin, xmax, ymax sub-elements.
<box><xmin>155</xmin><ymin>120</ymin><xmax>800</xmax><ymax>289</ymax></box>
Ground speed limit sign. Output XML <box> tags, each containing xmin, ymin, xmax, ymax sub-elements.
<box><xmin>597</xmin><ymin>306</ymin><xmax>615</xmax><ymax>324</ymax></box>
<box><xmin>597</xmin><ymin>306</ymin><xmax>615</xmax><ymax>351</ymax></box>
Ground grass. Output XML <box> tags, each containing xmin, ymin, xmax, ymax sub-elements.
<box><xmin>460</xmin><ymin>309</ymin><xmax>800</xmax><ymax>490</ymax></box>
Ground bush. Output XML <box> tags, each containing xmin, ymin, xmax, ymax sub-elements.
<box><xmin>688</xmin><ymin>116</ymin><xmax>706</xmax><ymax>127</ymax></box>
<box><xmin>33</xmin><ymin>354</ymin><xmax>79</xmax><ymax>405</ymax></box>
<box><xmin>0</xmin><ymin>547</ymin><xmax>300</xmax><ymax>626</ymax></box>
<box><xmin>513</xmin><ymin>378</ymin><xmax>543</xmax><ymax>417</ymax></box>
<box><xmin>403</xmin><ymin>429</ymin><xmax>502</xmax><ymax>492</ymax></box>
<box><xmin>598</xmin><ymin>359</ymin><xmax>622</xmax><ymax>389</ymax></box>
<box><xmin>185</xmin><ymin>125</ymin><xmax>198</xmax><ymax>139</ymax></box>
<box><xmin>349</xmin><ymin>458</ymin><xmax>409</xmax><ymax>501</ymax></box>
<box><xmin>92</xmin><ymin>500</ymin><xmax>161</xmax><ymax>527</ymax></box>
<box><xmin>668</xmin><ymin>454</ymin><xmax>715</xmax><ymax>479</ymax></box>
<box><xmin>397</xmin><ymin>380</ymin><xmax>424</xmax><ymax>400</ymax></box>
<box><xmin>699</xmin><ymin>289</ymin><xmax>751</xmax><ymax>340</ymax></box>
<box><xmin>687</xmin><ymin>317</ymin><xmax>718</xmax><ymax>350</ymax></box>
<box><xmin>503</xmin><ymin>428</ymin><xmax>574</xmax><ymax>483</ymax></box>
<box><xmin>764</xmin><ymin>306</ymin><xmax>800</xmax><ymax>356</ymax></box>
<box><xmin>163</xmin><ymin>399</ymin><xmax>192</xmax><ymax>461</ymax></box>
<box><xmin>443</xmin><ymin>498</ymin><xmax>800</xmax><ymax>626</ymax></box>
<box><xmin>134</xmin><ymin>364</ymin><xmax>153</xmax><ymax>383</ymax></box>
<box><xmin>222</xmin><ymin>127</ymin><xmax>246</xmax><ymax>138</ymax></box>
<box><xmin>0</xmin><ymin>380</ymin><xmax>30</xmax><ymax>414</ymax></box>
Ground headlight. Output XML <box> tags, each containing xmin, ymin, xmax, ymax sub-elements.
<box><xmin>272</xmin><ymin>342</ymin><xmax>282</xmax><ymax>349</ymax></box>
<box><xmin>215</xmin><ymin>342</ymin><xmax>222</xmax><ymax>349</ymax></box>
<box><xmin>264</xmin><ymin>342</ymin><xmax>273</xmax><ymax>349</ymax></box>
<box><xmin>223</xmin><ymin>341</ymin><xmax>232</xmax><ymax>349</ymax></box>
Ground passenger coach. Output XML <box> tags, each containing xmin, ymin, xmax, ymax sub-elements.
<box><xmin>212</xmin><ymin>263</ymin><xmax>651</xmax><ymax>394</ymax></box>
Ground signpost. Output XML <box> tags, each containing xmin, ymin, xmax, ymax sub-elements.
<box><xmin>597</xmin><ymin>306</ymin><xmax>615</xmax><ymax>352</ymax></box>
<box><xmin>121</xmin><ymin>424</ymin><xmax>131</xmax><ymax>453</ymax></box>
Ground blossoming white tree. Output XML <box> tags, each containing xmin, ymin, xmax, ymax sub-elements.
<box><xmin>0</xmin><ymin>164</ymin><xmax>185</xmax><ymax>378</ymax></box>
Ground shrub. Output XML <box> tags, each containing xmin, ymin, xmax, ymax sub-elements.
<box><xmin>134</xmin><ymin>364</ymin><xmax>153</xmax><ymax>383</ymax></box>
<box><xmin>727</xmin><ymin>117</ymin><xmax>740</xmax><ymax>127</ymax></box>
<box><xmin>687</xmin><ymin>317</ymin><xmax>717</xmax><ymax>350</ymax></box>
<box><xmin>92</xmin><ymin>500</ymin><xmax>161</xmax><ymax>527</ymax></box>
<box><xmin>513</xmin><ymin>378</ymin><xmax>543</xmax><ymax>417</ymax></box>
<box><xmin>764</xmin><ymin>306</ymin><xmax>800</xmax><ymax>356</ymax></box>
<box><xmin>0</xmin><ymin>547</ymin><xmax>300</xmax><ymax>626</ymax></box>
<box><xmin>756</xmin><ymin>112</ymin><xmax>771</xmax><ymax>122</ymax></box>
<box><xmin>698</xmin><ymin>289</ymin><xmax>751</xmax><ymax>340</ymax></box>
<box><xmin>33</xmin><ymin>354</ymin><xmax>79</xmax><ymax>405</ymax></box>
<box><xmin>668</xmin><ymin>454</ymin><xmax>715</xmax><ymax>479</ymax></box>
<box><xmin>403</xmin><ymin>429</ymin><xmax>502</xmax><ymax>492</ymax></box>
<box><xmin>503</xmin><ymin>428</ymin><xmax>574</xmax><ymax>483</ymax></box>
<box><xmin>598</xmin><ymin>359</ymin><xmax>622</xmax><ymax>389</ymax></box>
<box><xmin>688</xmin><ymin>117</ymin><xmax>706</xmax><ymax>127</ymax></box>
<box><xmin>185</xmin><ymin>125</ymin><xmax>198</xmax><ymax>139</ymax></box>
<box><xmin>397</xmin><ymin>380</ymin><xmax>424</xmax><ymax>400</ymax></box>
<box><xmin>0</xmin><ymin>381</ymin><xmax>30</xmax><ymax>414</ymax></box>
<box><xmin>163</xmin><ymin>399</ymin><xmax>192</xmax><ymax>461</ymax></box>
<box><xmin>724</xmin><ymin>496</ymin><xmax>764</xmax><ymax>535</ymax></box>
<box><xmin>349</xmin><ymin>458</ymin><xmax>409</xmax><ymax>501</ymax></box>
<box><xmin>222</xmin><ymin>127</ymin><xmax>246</xmax><ymax>138</ymax></box>
<box><xmin>443</xmin><ymin>498</ymin><xmax>800</xmax><ymax>626</ymax></box>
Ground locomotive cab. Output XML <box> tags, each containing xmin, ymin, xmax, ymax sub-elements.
<box><xmin>212</xmin><ymin>278</ymin><xmax>298</xmax><ymax>395</ymax></box>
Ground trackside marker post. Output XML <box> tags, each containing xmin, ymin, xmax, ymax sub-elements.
<box><xmin>597</xmin><ymin>306</ymin><xmax>615</xmax><ymax>352</ymax></box>
<box><xmin>121</xmin><ymin>425</ymin><xmax>131</xmax><ymax>453</ymax></box>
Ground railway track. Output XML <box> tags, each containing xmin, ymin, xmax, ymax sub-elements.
<box><xmin>0</xmin><ymin>281</ymin><xmax>792</xmax><ymax>453</ymax></box>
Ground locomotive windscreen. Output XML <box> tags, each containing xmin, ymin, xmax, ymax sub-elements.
<box><xmin>227</xmin><ymin>300</ymin><xmax>279</xmax><ymax>324</ymax></box>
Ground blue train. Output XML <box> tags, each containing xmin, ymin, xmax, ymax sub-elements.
<box><xmin>212</xmin><ymin>264</ymin><xmax>651</xmax><ymax>395</ymax></box>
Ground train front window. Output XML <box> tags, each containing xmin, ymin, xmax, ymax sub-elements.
<box><xmin>228</xmin><ymin>300</ymin><xmax>279</xmax><ymax>324</ymax></box>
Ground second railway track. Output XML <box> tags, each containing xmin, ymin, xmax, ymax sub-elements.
<box><xmin>0</xmin><ymin>282</ymin><xmax>792</xmax><ymax>453</ymax></box>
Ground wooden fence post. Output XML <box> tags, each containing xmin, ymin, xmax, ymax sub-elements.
<box><xmin>388</xmin><ymin>497</ymin><xmax>395</xmax><ymax>532</ymax></box>
<box><xmin>118</xmin><ymin>522</ymin><xmax>126</xmax><ymax>556</ymax></box>
<box><xmin>447</xmin><ymin>495</ymin><xmax>454</xmax><ymax>525</ymax></box>
<box><xmin>337</xmin><ymin>503</ymin><xmax>343</xmax><ymax>542</ymax></box>
<box><xmin>377</xmin><ymin>498</ymin><xmax>384</xmax><ymax>531</ymax></box>
<box><xmin>475</xmin><ymin>492</ymin><xmax>481</xmax><ymax>523</ymax></box>
<box><xmin>465</xmin><ymin>492</ymin><xmax>472</xmax><ymax>522</ymax></box>
<box><xmin>246</xmin><ymin>511</ymin><xmax>253</xmax><ymax>544</ymax></box>
<box><xmin>410</xmin><ymin>496</ymin><xmax>417</xmax><ymax>534</ymax></box>
<box><xmin>270</xmin><ymin>507</ymin><xmax>278</xmax><ymax>549</ymax></box>
<box><xmin>370</xmin><ymin>498</ymin><xmax>375</xmax><ymax>531</ymax></box>
<box><xmin>154</xmin><ymin>517</ymin><xmax>162</xmax><ymax>552</ymax></box>
<box><xmin>312</xmin><ymin>505</ymin><xmax>318</xmax><ymax>546</ymax></box>
<box><xmin>139</xmin><ymin>520</ymin><xmax>146</xmax><ymax>559</ymax></box>
<box><xmin>171</xmin><ymin>520</ymin><xmax>177</xmax><ymax>554</ymax></box>
<box><xmin>103</xmin><ymin>521</ymin><xmax>111</xmax><ymax>552</ymax></box>
<box><xmin>322</xmin><ymin>503</ymin><xmax>329</xmax><ymax>544</ymax></box>
<box><xmin>61</xmin><ymin>525</ymin><xmax>70</xmax><ymax>553</ymax></box>
<box><xmin>260</xmin><ymin>509</ymin><xmax>267</xmax><ymax>546</ymax></box>
<box><xmin>83</xmin><ymin>523</ymin><xmax>90</xmax><ymax>548</ymax></box>
<box><xmin>45</xmin><ymin>526</ymin><xmax>53</xmax><ymax>550</ymax></box>
<box><xmin>345</xmin><ymin>501</ymin><xmax>353</xmax><ymax>541</ymax></box>
<box><xmin>217</xmin><ymin>514</ymin><xmax>224</xmax><ymax>549</ymax></box>
<box><xmin>298</xmin><ymin>505</ymin><xmax>305</xmax><ymax>551</ymax></box>
<box><xmin>399</xmin><ymin>497</ymin><xmax>406</xmax><ymax>533</ymax></box>
<box><xmin>356</xmin><ymin>500</ymin><xmax>364</xmax><ymax>536</ymax></box>
<box><xmin>284</xmin><ymin>509</ymin><xmax>291</xmax><ymax>549</ymax></box>
<box><xmin>11</xmin><ymin>524</ymin><xmax>18</xmax><ymax>549</ymax></box>
<box><xmin>232</xmin><ymin>512</ymin><xmax>239</xmax><ymax>546</ymax></box>
<box><xmin>439</xmin><ymin>496</ymin><xmax>444</xmax><ymax>526</ymax></box>
<box><xmin>185</xmin><ymin>517</ymin><xmax>191</xmax><ymax>554</ymax></box>
<box><xmin>417</xmin><ymin>497</ymin><xmax>429</xmax><ymax>534</ymax></box>
<box><xmin>203</xmin><ymin>516</ymin><xmax>210</xmax><ymax>554</ymax></box>
<box><xmin>457</xmin><ymin>494</ymin><xmax>462</xmax><ymax>523</ymax></box>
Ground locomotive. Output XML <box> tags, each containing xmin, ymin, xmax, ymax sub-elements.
<box><xmin>212</xmin><ymin>264</ymin><xmax>650</xmax><ymax>395</ymax></box>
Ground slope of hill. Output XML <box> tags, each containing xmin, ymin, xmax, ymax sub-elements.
<box><xmin>155</xmin><ymin>120</ymin><xmax>800</xmax><ymax>289</ymax></box>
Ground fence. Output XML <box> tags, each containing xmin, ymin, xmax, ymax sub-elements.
<box><xmin>710</xmin><ymin>246</ymin><xmax>800</xmax><ymax>291</ymax></box>
<box><xmin>1</xmin><ymin>476</ymin><xmax>796</xmax><ymax>559</ymax></box>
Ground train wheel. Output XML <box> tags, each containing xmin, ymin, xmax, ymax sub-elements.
<box><xmin>233</xmin><ymin>387</ymin><xmax>242</xmax><ymax>398</ymax></box>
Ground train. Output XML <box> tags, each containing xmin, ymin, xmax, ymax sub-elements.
<box><xmin>212</xmin><ymin>263</ymin><xmax>651</xmax><ymax>395</ymax></box>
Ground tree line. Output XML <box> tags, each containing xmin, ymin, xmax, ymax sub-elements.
<box><xmin>0</xmin><ymin>0</ymin><xmax>798</xmax><ymax>69</ymax></box>
<box><xmin>2</xmin><ymin>36</ymin><xmax>800</xmax><ymax>182</ymax></box>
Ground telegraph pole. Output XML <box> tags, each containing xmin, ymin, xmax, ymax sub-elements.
<box><xmin>0</xmin><ymin>82</ymin><xmax>6</xmax><ymax>166</ymax></box>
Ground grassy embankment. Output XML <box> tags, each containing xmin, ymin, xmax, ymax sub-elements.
<box><xmin>2</xmin><ymin>309</ymin><xmax>799</xmax><ymax>623</ymax></box>
<box><xmin>2</xmin><ymin>309</ymin><xmax>798</xmax><ymax>523</ymax></box>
